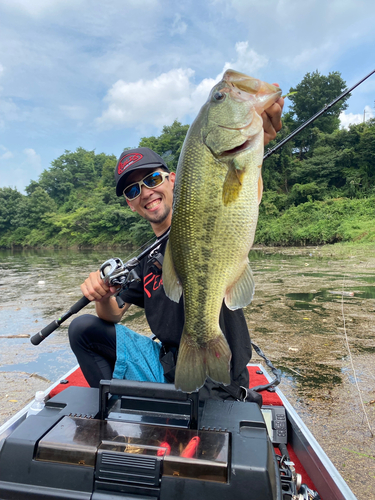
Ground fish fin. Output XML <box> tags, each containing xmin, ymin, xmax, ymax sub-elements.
<box><xmin>224</xmin><ymin>262</ymin><xmax>255</xmax><ymax>310</ymax></box>
<box><xmin>222</xmin><ymin>167</ymin><xmax>245</xmax><ymax>206</ymax></box>
<box><xmin>175</xmin><ymin>332</ymin><xmax>232</xmax><ymax>392</ymax></box>
<box><xmin>162</xmin><ymin>241</ymin><xmax>183</xmax><ymax>303</ymax></box>
<box><xmin>258</xmin><ymin>173</ymin><xmax>263</xmax><ymax>205</ymax></box>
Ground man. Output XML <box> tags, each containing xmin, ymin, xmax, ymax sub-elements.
<box><xmin>68</xmin><ymin>96</ymin><xmax>284</xmax><ymax>398</ymax></box>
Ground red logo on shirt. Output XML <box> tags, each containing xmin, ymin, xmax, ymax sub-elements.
<box><xmin>144</xmin><ymin>272</ymin><xmax>163</xmax><ymax>298</ymax></box>
<box><xmin>117</xmin><ymin>153</ymin><xmax>143</xmax><ymax>175</ymax></box>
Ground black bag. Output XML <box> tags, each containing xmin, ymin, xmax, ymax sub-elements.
<box><xmin>159</xmin><ymin>346</ymin><xmax>262</xmax><ymax>407</ymax></box>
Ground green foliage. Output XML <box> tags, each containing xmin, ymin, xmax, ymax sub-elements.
<box><xmin>15</xmin><ymin>187</ymin><xmax>58</xmax><ymax>229</ymax></box>
<box><xmin>289</xmin><ymin>182</ymin><xmax>324</xmax><ymax>204</ymax></box>
<box><xmin>288</xmin><ymin>70</ymin><xmax>349</xmax><ymax>134</ymax></box>
<box><xmin>0</xmin><ymin>71</ymin><xmax>374</xmax><ymax>249</ymax></box>
<box><xmin>287</xmin><ymin>70</ymin><xmax>349</xmax><ymax>159</ymax></box>
<box><xmin>38</xmin><ymin>147</ymin><xmax>111</xmax><ymax>204</ymax></box>
<box><xmin>0</xmin><ymin>137</ymin><xmax>179</xmax><ymax>248</ymax></box>
<box><xmin>139</xmin><ymin>120</ymin><xmax>189</xmax><ymax>171</ymax></box>
<box><xmin>0</xmin><ymin>187</ymin><xmax>23</xmax><ymax>231</ymax></box>
<box><xmin>256</xmin><ymin>197</ymin><xmax>375</xmax><ymax>246</ymax></box>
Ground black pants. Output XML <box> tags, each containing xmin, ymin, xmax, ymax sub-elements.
<box><xmin>68</xmin><ymin>314</ymin><xmax>117</xmax><ymax>388</ymax></box>
<box><xmin>68</xmin><ymin>314</ymin><xmax>253</xmax><ymax>402</ymax></box>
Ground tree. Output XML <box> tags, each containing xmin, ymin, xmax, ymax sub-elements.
<box><xmin>13</xmin><ymin>187</ymin><xmax>57</xmax><ymax>230</ymax></box>
<box><xmin>288</xmin><ymin>70</ymin><xmax>349</xmax><ymax>134</ymax></box>
<box><xmin>0</xmin><ymin>187</ymin><xmax>23</xmax><ymax>232</ymax></box>
<box><xmin>287</xmin><ymin>71</ymin><xmax>349</xmax><ymax>159</ymax></box>
<box><xmin>139</xmin><ymin>120</ymin><xmax>189</xmax><ymax>170</ymax></box>
<box><xmin>38</xmin><ymin>148</ymin><xmax>101</xmax><ymax>204</ymax></box>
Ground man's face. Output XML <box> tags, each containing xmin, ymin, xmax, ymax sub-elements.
<box><xmin>124</xmin><ymin>168</ymin><xmax>176</xmax><ymax>225</ymax></box>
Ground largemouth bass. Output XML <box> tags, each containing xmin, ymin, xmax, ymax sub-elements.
<box><xmin>163</xmin><ymin>69</ymin><xmax>282</xmax><ymax>392</ymax></box>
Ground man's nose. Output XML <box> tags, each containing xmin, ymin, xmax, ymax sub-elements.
<box><xmin>140</xmin><ymin>184</ymin><xmax>155</xmax><ymax>197</ymax></box>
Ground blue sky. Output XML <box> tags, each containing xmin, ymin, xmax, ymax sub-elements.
<box><xmin>0</xmin><ymin>0</ymin><xmax>374</xmax><ymax>192</ymax></box>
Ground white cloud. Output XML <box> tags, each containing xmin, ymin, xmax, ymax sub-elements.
<box><xmin>339</xmin><ymin>106</ymin><xmax>374</xmax><ymax>129</ymax></box>
<box><xmin>190</xmin><ymin>77</ymin><xmax>220</xmax><ymax>111</ymax></box>
<box><xmin>23</xmin><ymin>148</ymin><xmax>42</xmax><ymax>174</ymax></box>
<box><xmin>340</xmin><ymin>111</ymin><xmax>363</xmax><ymax>129</ymax></box>
<box><xmin>0</xmin><ymin>0</ymin><xmax>81</xmax><ymax>18</ymax></box>
<box><xmin>60</xmin><ymin>105</ymin><xmax>88</xmax><ymax>121</ymax></box>
<box><xmin>96</xmin><ymin>68</ymin><xmax>196</xmax><ymax>129</ymax></box>
<box><xmin>190</xmin><ymin>42</ymin><xmax>268</xmax><ymax>112</ymax></box>
<box><xmin>96</xmin><ymin>41</ymin><xmax>270</xmax><ymax>130</ymax></box>
<box><xmin>0</xmin><ymin>145</ymin><xmax>13</xmax><ymax>160</ymax></box>
<box><xmin>0</xmin><ymin>98</ymin><xmax>22</xmax><ymax>128</ymax></box>
<box><xmin>223</xmin><ymin>42</ymin><xmax>268</xmax><ymax>75</ymax></box>
<box><xmin>170</xmin><ymin>14</ymin><xmax>188</xmax><ymax>36</ymax></box>
<box><xmin>0</xmin><ymin>148</ymin><xmax>42</xmax><ymax>192</ymax></box>
<box><xmin>281</xmin><ymin>41</ymin><xmax>336</xmax><ymax>72</ymax></box>
<box><xmin>212</xmin><ymin>0</ymin><xmax>375</xmax><ymax>73</ymax></box>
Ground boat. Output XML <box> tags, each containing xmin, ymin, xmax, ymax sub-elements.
<box><xmin>0</xmin><ymin>362</ymin><xmax>357</xmax><ymax>500</ymax></box>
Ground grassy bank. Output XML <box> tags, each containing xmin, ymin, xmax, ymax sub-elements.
<box><xmin>1</xmin><ymin>196</ymin><xmax>374</xmax><ymax>249</ymax></box>
<box><xmin>256</xmin><ymin>196</ymin><xmax>375</xmax><ymax>246</ymax></box>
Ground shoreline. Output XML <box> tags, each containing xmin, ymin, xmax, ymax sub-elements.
<box><xmin>1</xmin><ymin>240</ymin><xmax>374</xmax><ymax>254</ymax></box>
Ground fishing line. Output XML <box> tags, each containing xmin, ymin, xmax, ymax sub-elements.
<box><xmin>340</xmin><ymin>274</ymin><xmax>373</xmax><ymax>437</ymax></box>
<box><xmin>250</xmin><ymin>341</ymin><xmax>282</xmax><ymax>392</ymax></box>
<box><xmin>119</xmin><ymin>234</ymin><xmax>160</xmax><ymax>262</ymax></box>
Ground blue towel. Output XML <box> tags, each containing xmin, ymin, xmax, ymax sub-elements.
<box><xmin>113</xmin><ymin>324</ymin><xmax>165</xmax><ymax>383</ymax></box>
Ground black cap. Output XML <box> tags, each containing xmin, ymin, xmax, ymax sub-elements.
<box><xmin>114</xmin><ymin>147</ymin><xmax>170</xmax><ymax>196</ymax></box>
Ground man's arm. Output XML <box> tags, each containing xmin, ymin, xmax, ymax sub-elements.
<box><xmin>80</xmin><ymin>269</ymin><xmax>130</xmax><ymax>323</ymax></box>
<box><xmin>95</xmin><ymin>296</ymin><xmax>131</xmax><ymax>323</ymax></box>
<box><xmin>263</xmin><ymin>84</ymin><xmax>284</xmax><ymax>146</ymax></box>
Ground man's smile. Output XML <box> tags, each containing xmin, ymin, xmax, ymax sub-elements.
<box><xmin>145</xmin><ymin>198</ymin><xmax>162</xmax><ymax>210</ymax></box>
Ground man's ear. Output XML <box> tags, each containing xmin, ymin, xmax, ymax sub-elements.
<box><xmin>126</xmin><ymin>199</ymin><xmax>136</xmax><ymax>212</ymax></box>
<box><xmin>169</xmin><ymin>171</ymin><xmax>176</xmax><ymax>189</ymax></box>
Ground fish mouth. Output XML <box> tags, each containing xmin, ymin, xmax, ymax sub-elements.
<box><xmin>219</xmin><ymin>121</ymin><xmax>252</xmax><ymax>131</ymax></box>
<box><xmin>219</xmin><ymin>137</ymin><xmax>252</xmax><ymax>157</ymax></box>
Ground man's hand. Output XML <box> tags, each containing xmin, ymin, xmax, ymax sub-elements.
<box><xmin>263</xmin><ymin>84</ymin><xmax>284</xmax><ymax>146</ymax></box>
<box><xmin>81</xmin><ymin>270</ymin><xmax>129</xmax><ymax>323</ymax></box>
<box><xmin>80</xmin><ymin>270</ymin><xmax>118</xmax><ymax>302</ymax></box>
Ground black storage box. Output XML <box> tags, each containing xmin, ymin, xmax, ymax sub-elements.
<box><xmin>0</xmin><ymin>381</ymin><xmax>282</xmax><ymax>500</ymax></box>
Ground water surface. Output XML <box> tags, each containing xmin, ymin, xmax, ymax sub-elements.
<box><xmin>0</xmin><ymin>246</ymin><xmax>374</xmax><ymax>499</ymax></box>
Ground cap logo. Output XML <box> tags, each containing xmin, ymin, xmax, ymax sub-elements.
<box><xmin>117</xmin><ymin>153</ymin><xmax>143</xmax><ymax>175</ymax></box>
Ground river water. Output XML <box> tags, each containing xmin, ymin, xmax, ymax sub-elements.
<box><xmin>0</xmin><ymin>245</ymin><xmax>374</xmax><ymax>499</ymax></box>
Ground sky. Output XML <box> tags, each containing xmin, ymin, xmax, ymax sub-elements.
<box><xmin>0</xmin><ymin>0</ymin><xmax>375</xmax><ymax>192</ymax></box>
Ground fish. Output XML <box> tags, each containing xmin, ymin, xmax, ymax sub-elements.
<box><xmin>162</xmin><ymin>69</ymin><xmax>282</xmax><ymax>392</ymax></box>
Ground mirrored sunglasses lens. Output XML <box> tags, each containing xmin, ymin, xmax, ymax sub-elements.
<box><xmin>143</xmin><ymin>172</ymin><xmax>163</xmax><ymax>188</ymax></box>
<box><xmin>124</xmin><ymin>184</ymin><xmax>140</xmax><ymax>200</ymax></box>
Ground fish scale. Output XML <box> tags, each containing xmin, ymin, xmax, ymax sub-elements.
<box><xmin>162</xmin><ymin>70</ymin><xmax>282</xmax><ymax>392</ymax></box>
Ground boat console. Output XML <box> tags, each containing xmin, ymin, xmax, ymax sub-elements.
<box><xmin>0</xmin><ymin>380</ymin><xmax>291</xmax><ymax>500</ymax></box>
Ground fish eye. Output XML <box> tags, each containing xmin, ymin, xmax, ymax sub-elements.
<box><xmin>213</xmin><ymin>91</ymin><xmax>225</xmax><ymax>101</ymax></box>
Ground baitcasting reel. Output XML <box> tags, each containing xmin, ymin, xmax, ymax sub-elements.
<box><xmin>99</xmin><ymin>257</ymin><xmax>141</xmax><ymax>309</ymax></box>
<box><xmin>100</xmin><ymin>257</ymin><xmax>140</xmax><ymax>288</ymax></box>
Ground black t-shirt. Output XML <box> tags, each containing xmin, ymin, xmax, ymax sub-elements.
<box><xmin>119</xmin><ymin>236</ymin><xmax>252</xmax><ymax>390</ymax></box>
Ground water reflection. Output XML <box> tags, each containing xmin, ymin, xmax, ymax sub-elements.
<box><xmin>279</xmin><ymin>359</ymin><xmax>342</xmax><ymax>391</ymax></box>
<box><xmin>1</xmin><ymin>247</ymin><xmax>374</xmax><ymax>396</ymax></box>
<box><xmin>1</xmin><ymin>247</ymin><xmax>373</xmax><ymax>499</ymax></box>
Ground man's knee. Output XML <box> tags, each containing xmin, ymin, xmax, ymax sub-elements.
<box><xmin>68</xmin><ymin>314</ymin><xmax>102</xmax><ymax>346</ymax></box>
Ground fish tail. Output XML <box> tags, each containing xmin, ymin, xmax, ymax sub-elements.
<box><xmin>175</xmin><ymin>331</ymin><xmax>232</xmax><ymax>393</ymax></box>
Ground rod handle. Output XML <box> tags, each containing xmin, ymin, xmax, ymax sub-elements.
<box><xmin>30</xmin><ymin>320</ymin><xmax>61</xmax><ymax>345</ymax></box>
<box><xmin>30</xmin><ymin>296</ymin><xmax>91</xmax><ymax>345</ymax></box>
<box><xmin>69</xmin><ymin>295</ymin><xmax>91</xmax><ymax>314</ymax></box>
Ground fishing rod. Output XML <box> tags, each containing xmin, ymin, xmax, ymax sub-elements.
<box><xmin>30</xmin><ymin>229</ymin><xmax>170</xmax><ymax>346</ymax></box>
<box><xmin>263</xmin><ymin>68</ymin><xmax>375</xmax><ymax>161</ymax></box>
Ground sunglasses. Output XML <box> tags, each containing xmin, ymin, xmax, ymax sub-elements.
<box><xmin>123</xmin><ymin>171</ymin><xmax>170</xmax><ymax>201</ymax></box>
